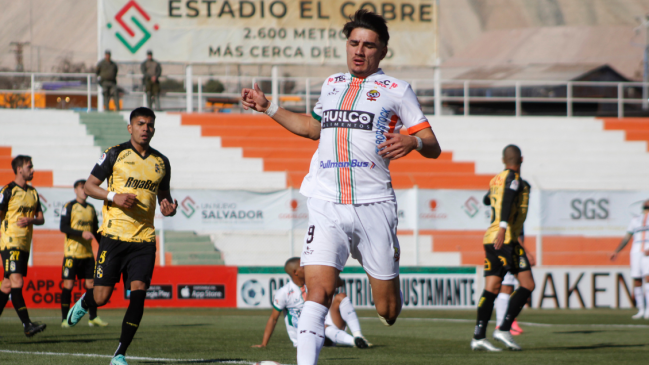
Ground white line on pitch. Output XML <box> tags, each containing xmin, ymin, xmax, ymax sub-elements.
<box><xmin>0</xmin><ymin>349</ymin><xmax>295</xmax><ymax>364</ymax></box>
<box><xmin>359</xmin><ymin>317</ymin><xmax>649</xmax><ymax>328</ymax></box>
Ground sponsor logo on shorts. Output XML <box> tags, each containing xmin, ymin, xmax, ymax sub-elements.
<box><xmin>321</xmin><ymin>110</ymin><xmax>374</xmax><ymax>130</ymax></box>
<box><xmin>319</xmin><ymin>159</ymin><xmax>371</xmax><ymax>169</ymax></box>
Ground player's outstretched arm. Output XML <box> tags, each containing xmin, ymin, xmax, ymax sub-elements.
<box><xmin>85</xmin><ymin>175</ymin><xmax>137</xmax><ymax>209</ymax></box>
<box><xmin>158</xmin><ymin>190</ymin><xmax>177</xmax><ymax>217</ymax></box>
<box><xmin>611</xmin><ymin>233</ymin><xmax>632</xmax><ymax>261</ymax></box>
<box><xmin>252</xmin><ymin>308</ymin><xmax>282</xmax><ymax>348</ymax></box>
<box><xmin>241</xmin><ymin>83</ymin><xmax>321</xmax><ymax>140</ymax></box>
<box><xmin>378</xmin><ymin>127</ymin><xmax>441</xmax><ymax>160</ymax></box>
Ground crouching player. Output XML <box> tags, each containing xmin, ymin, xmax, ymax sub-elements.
<box><xmin>253</xmin><ymin>257</ymin><xmax>371</xmax><ymax>349</ymax></box>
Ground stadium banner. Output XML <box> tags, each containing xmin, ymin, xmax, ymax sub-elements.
<box><xmin>36</xmin><ymin>188</ymin><xmax>105</xmax><ymax>230</ymax></box>
<box><xmin>531</xmin><ymin>267</ymin><xmax>635</xmax><ymax>309</ymax></box>
<box><xmin>99</xmin><ymin>0</ymin><xmax>437</xmax><ymax>66</ymax></box>
<box><xmin>237</xmin><ymin>267</ymin><xmax>478</xmax><ymax>309</ymax></box>
<box><xmin>539</xmin><ymin>190</ymin><xmax>649</xmax><ymax>236</ymax></box>
<box><xmin>3</xmin><ymin>266</ymin><xmax>237</xmax><ymax>309</ymax></box>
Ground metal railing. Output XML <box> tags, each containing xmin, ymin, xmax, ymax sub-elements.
<box><xmin>0</xmin><ymin>71</ymin><xmax>646</xmax><ymax>117</ymax></box>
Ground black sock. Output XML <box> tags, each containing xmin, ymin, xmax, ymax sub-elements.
<box><xmin>499</xmin><ymin>287</ymin><xmax>532</xmax><ymax>331</ymax></box>
<box><xmin>89</xmin><ymin>306</ymin><xmax>98</xmax><ymax>320</ymax></box>
<box><xmin>11</xmin><ymin>288</ymin><xmax>31</xmax><ymax>326</ymax></box>
<box><xmin>81</xmin><ymin>288</ymin><xmax>97</xmax><ymax>310</ymax></box>
<box><xmin>0</xmin><ymin>290</ymin><xmax>9</xmax><ymax>317</ymax></box>
<box><xmin>114</xmin><ymin>290</ymin><xmax>146</xmax><ymax>357</ymax></box>
<box><xmin>473</xmin><ymin>290</ymin><xmax>497</xmax><ymax>340</ymax></box>
<box><xmin>61</xmin><ymin>288</ymin><xmax>72</xmax><ymax>320</ymax></box>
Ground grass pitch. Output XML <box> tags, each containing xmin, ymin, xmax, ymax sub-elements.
<box><xmin>1</xmin><ymin>308</ymin><xmax>648</xmax><ymax>364</ymax></box>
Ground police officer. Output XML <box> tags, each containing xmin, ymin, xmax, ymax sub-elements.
<box><xmin>141</xmin><ymin>50</ymin><xmax>162</xmax><ymax>110</ymax></box>
<box><xmin>96</xmin><ymin>50</ymin><xmax>119</xmax><ymax>111</ymax></box>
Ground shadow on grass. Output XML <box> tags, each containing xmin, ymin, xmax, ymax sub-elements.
<box><xmin>139</xmin><ymin>359</ymin><xmax>246</xmax><ymax>364</ymax></box>
<box><xmin>552</xmin><ymin>330</ymin><xmax>606</xmax><ymax>334</ymax></box>
<box><xmin>543</xmin><ymin>343</ymin><xmax>647</xmax><ymax>350</ymax></box>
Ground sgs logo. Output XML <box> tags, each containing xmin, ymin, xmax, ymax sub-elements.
<box><xmin>570</xmin><ymin>198</ymin><xmax>609</xmax><ymax>220</ymax></box>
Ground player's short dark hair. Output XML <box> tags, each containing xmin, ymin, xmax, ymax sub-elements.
<box><xmin>73</xmin><ymin>179</ymin><xmax>86</xmax><ymax>189</ymax></box>
<box><xmin>503</xmin><ymin>144</ymin><xmax>522</xmax><ymax>166</ymax></box>
<box><xmin>284</xmin><ymin>257</ymin><xmax>300</xmax><ymax>274</ymax></box>
<box><xmin>342</xmin><ymin>9</ymin><xmax>389</xmax><ymax>46</ymax></box>
<box><xmin>643</xmin><ymin>200</ymin><xmax>649</xmax><ymax>210</ymax></box>
<box><xmin>11</xmin><ymin>155</ymin><xmax>32</xmax><ymax>174</ymax></box>
<box><xmin>129</xmin><ymin>107</ymin><xmax>156</xmax><ymax>124</ymax></box>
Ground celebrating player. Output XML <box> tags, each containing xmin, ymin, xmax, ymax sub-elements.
<box><xmin>0</xmin><ymin>155</ymin><xmax>47</xmax><ymax>337</ymax></box>
<box><xmin>471</xmin><ymin>145</ymin><xmax>534</xmax><ymax>352</ymax></box>
<box><xmin>59</xmin><ymin>179</ymin><xmax>108</xmax><ymax>328</ymax></box>
<box><xmin>253</xmin><ymin>257</ymin><xmax>371</xmax><ymax>349</ymax></box>
<box><xmin>611</xmin><ymin>200</ymin><xmax>649</xmax><ymax>319</ymax></box>
<box><xmin>66</xmin><ymin>107</ymin><xmax>177</xmax><ymax>365</ymax></box>
<box><xmin>241</xmin><ymin>10</ymin><xmax>441</xmax><ymax>364</ymax></box>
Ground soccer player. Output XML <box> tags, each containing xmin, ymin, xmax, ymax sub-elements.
<box><xmin>611</xmin><ymin>200</ymin><xmax>649</xmax><ymax>319</ymax></box>
<box><xmin>0</xmin><ymin>155</ymin><xmax>47</xmax><ymax>337</ymax></box>
<box><xmin>241</xmin><ymin>10</ymin><xmax>441</xmax><ymax>364</ymax></box>
<box><xmin>66</xmin><ymin>107</ymin><xmax>177</xmax><ymax>365</ymax></box>
<box><xmin>471</xmin><ymin>145</ymin><xmax>534</xmax><ymax>352</ymax></box>
<box><xmin>59</xmin><ymin>179</ymin><xmax>108</xmax><ymax>328</ymax></box>
<box><xmin>253</xmin><ymin>257</ymin><xmax>371</xmax><ymax>349</ymax></box>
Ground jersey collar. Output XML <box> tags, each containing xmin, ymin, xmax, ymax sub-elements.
<box><xmin>127</xmin><ymin>140</ymin><xmax>153</xmax><ymax>160</ymax></box>
<box><xmin>350</xmin><ymin>68</ymin><xmax>385</xmax><ymax>80</ymax></box>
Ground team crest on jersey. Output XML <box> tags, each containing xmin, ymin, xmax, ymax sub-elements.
<box><xmin>367</xmin><ymin>90</ymin><xmax>380</xmax><ymax>101</ymax></box>
<box><xmin>155</xmin><ymin>164</ymin><xmax>160</xmax><ymax>173</ymax></box>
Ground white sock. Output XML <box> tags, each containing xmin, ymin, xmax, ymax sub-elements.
<box><xmin>297</xmin><ymin>301</ymin><xmax>328</xmax><ymax>365</ymax></box>
<box><xmin>644</xmin><ymin>284</ymin><xmax>649</xmax><ymax>312</ymax></box>
<box><xmin>635</xmin><ymin>286</ymin><xmax>645</xmax><ymax>312</ymax></box>
<box><xmin>325</xmin><ymin>326</ymin><xmax>355</xmax><ymax>346</ymax></box>
<box><xmin>339</xmin><ymin>297</ymin><xmax>362</xmax><ymax>337</ymax></box>
<box><xmin>495</xmin><ymin>293</ymin><xmax>510</xmax><ymax>327</ymax></box>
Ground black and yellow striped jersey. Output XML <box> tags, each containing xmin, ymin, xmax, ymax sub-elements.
<box><xmin>0</xmin><ymin>182</ymin><xmax>42</xmax><ymax>251</ymax></box>
<box><xmin>60</xmin><ymin>200</ymin><xmax>100</xmax><ymax>259</ymax></box>
<box><xmin>510</xmin><ymin>180</ymin><xmax>530</xmax><ymax>239</ymax></box>
<box><xmin>91</xmin><ymin>141</ymin><xmax>170</xmax><ymax>243</ymax></box>
<box><xmin>483</xmin><ymin>169</ymin><xmax>527</xmax><ymax>245</ymax></box>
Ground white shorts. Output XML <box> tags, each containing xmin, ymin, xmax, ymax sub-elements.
<box><xmin>502</xmin><ymin>272</ymin><xmax>519</xmax><ymax>286</ymax></box>
<box><xmin>631</xmin><ymin>251</ymin><xmax>649</xmax><ymax>278</ymax></box>
<box><xmin>301</xmin><ymin>197</ymin><xmax>400</xmax><ymax>280</ymax></box>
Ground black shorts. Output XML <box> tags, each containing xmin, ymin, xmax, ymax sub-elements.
<box><xmin>62</xmin><ymin>257</ymin><xmax>95</xmax><ymax>280</ymax></box>
<box><xmin>94</xmin><ymin>236</ymin><xmax>156</xmax><ymax>289</ymax></box>
<box><xmin>1</xmin><ymin>249</ymin><xmax>29</xmax><ymax>278</ymax></box>
<box><xmin>483</xmin><ymin>242</ymin><xmax>531</xmax><ymax>278</ymax></box>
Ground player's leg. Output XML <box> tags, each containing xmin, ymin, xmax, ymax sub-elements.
<box><xmin>496</xmin><ymin>283</ymin><xmax>513</xmax><ymax>329</ymax></box>
<box><xmin>323</xmin><ymin>309</ymin><xmax>354</xmax><ymax>347</ymax></box>
<box><xmin>113</xmin><ymin>84</ymin><xmax>120</xmax><ymax>111</ymax></box>
<box><xmin>471</xmin><ymin>244</ymin><xmax>504</xmax><ymax>351</ymax></box>
<box><xmin>0</xmin><ymin>250</ymin><xmax>11</xmax><ymax>317</ymax></box>
<box><xmin>102</xmin><ymin>82</ymin><xmax>110</xmax><ymax>111</ymax></box>
<box><xmin>61</xmin><ymin>257</ymin><xmax>75</xmax><ymax>326</ymax></box>
<box><xmin>153</xmin><ymin>83</ymin><xmax>161</xmax><ymax>111</ymax></box>
<box><xmin>111</xmin><ymin>241</ymin><xmax>156</xmax><ymax>363</ymax></box>
<box><xmin>643</xmin><ymin>256</ymin><xmax>649</xmax><ymax>319</ymax></box>
<box><xmin>145</xmin><ymin>80</ymin><xmax>153</xmax><ymax>108</ymax></box>
<box><xmin>630</xmin><ymin>251</ymin><xmax>645</xmax><ymax>318</ymax></box>
<box><xmin>368</xmin><ymin>274</ymin><xmax>401</xmax><ymax>326</ymax></box>
<box><xmin>298</xmin><ymin>264</ymin><xmax>339</xmax><ymax>365</ymax></box>
<box><xmin>328</xmin><ymin>292</ymin><xmax>371</xmax><ymax>348</ymax></box>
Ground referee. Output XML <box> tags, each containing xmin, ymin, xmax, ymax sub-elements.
<box><xmin>59</xmin><ymin>179</ymin><xmax>108</xmax><ymax>328</ymax></box>
<box><xmin>66</xmin><ymin>107</ymin><xmax>177</xmax><ymax>365</ymax></box>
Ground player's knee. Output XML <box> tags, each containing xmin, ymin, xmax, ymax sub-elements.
<box><xmin>306</xmin><ymin>287</ymin><xmax>335</xmax><ymax>307</ymax></box>
<box><xmin>93</xmin><ymin>292</ymin><xmax>109</xmax><ymax>306</ymax></box>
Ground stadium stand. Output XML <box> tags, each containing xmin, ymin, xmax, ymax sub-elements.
<box><xmin>163</xmin><ymin>231</ymin><xmax>225</xmax><ymax>265</ymax></box>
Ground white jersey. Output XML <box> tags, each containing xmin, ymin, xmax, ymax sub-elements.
<box><xmin>627</xmin><ymin>212</ymin><xmax>649</xmax><ymax>253</ymax></box>
<box><xmin>300</xmin><ymin>69</ymin><xmax>430</xmax><ymax>204</ymax></box>
<box><xmin>272</xmin><ymin>280</ymin><xmax>305</xmax><ymax>330</ymax></box>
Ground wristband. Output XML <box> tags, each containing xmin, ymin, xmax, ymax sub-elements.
<box><xmin>414</xmin><ymin>136</ymin><xmax>423</xmax><ymax>151</ymax></box>
<box><xmin>499</xmin><ymin>221</ymin><xmax>508</xmax><ymax>229</ymax></box>
<box><xmin>264</xmin><ymin>102</ymin><xmax>279</xmax><ymax>118</ymax></box>
<box><xmin>107</xmin><ymin>192</ymin><xmax>116</xmax><ymax>202</ymax></box>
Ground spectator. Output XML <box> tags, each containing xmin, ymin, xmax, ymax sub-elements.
<box><xmin>96</xmin><ymin>50</ymin><xmax>119</xmax><ymax>111</ymax></box>
<box><xmin>141</xmin><ymin>50</ymin><xmax>162</xmax><ymax>110</ymax></box>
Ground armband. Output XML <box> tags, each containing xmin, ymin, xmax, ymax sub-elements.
<box><xmin>107</xmin><ymin>192</ymin><xmax>116</xmax><ymax>202</ymax></box>
<box><xmin>264</xmin><ymin>102</ymin><xmax>279</xmax><ymax>118</ymax></box>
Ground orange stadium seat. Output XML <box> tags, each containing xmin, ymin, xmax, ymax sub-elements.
<box><xmin>0</xmin><ymin>146</ymin><xmax>54</xmax><ymax>187</ymax></box>
<box><xmin>602</xmin><ymin>118</ymin><xmax>649</xmax><ymax>150</ymax></box>
<box><xmin>180</xmin><ymin>114</ymin><xmax>493</xmax><ymax>189</ymax></box>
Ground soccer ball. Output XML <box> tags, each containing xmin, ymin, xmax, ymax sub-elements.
<box><xmin>254</xmin><ymin>362</ymin><xmax>281</xmax><ymax>365</ymax></box>
<box><xmin>241</xmin><ymin>279</ymin><xmax>265</xmax><ymax>306</ymax></box>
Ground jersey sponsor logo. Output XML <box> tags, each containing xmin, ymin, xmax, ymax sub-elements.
<box><xmin>77</xmin><ymin>220</ymin><xmax>94</xmax><ymax>228</ymax></box>
<box><xmin>375</xmin><ymin>79</ymin><xmax>399</xmax><ymax>89</ymax></box>
<box><xmin>117</xmin><ymin>150</ymin><xmax>132</xmax><ymax>162</ymax></box>
<box><xmin>124</xmin><ymin>177</ymin><xmax>159</xmax><ymax>191</ymax></box>
<box><xmin>321</xmin><ymin>109</ymin><xmax>374</xmax><ymax>130</ymax></box>
<box><xmin>367</xmin><ymin>90</ymin><xmax>380</xmax><ymax>101</ymax></box>
<box><xmin>16</xmin><ymin>205</ymin><xmax>37</xmax><ymax>214</ymax></box>
<box><xmin>97</xmin><ymin>153</ymin><xmax>107</xmax><ymax>165</ymax></box>
<box><xmin>328</xmin><ymin>75</ymin><xmax>346</xmax><ymax>84</ymax></box>
<box><xmin>374</xmin><ymin>107</ymin><xmax>391</xmax><ymax>152</ymax></box>
<box><xmin>319</xmin><ymin>159</ymin><xmax>371</xmax><ymax>169</ymax></box>
<box><xmin>327</xmin><ymin>88</ymin><xmax>340</xmax><ymax>96</ymax></box>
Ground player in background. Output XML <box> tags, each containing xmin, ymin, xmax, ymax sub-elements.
<box><xmin>66</xmin><ymin>107</ymin><xmax>177</xmax><ymax>365</ymax></box>
<box><xmin>241</xmin><ymin>10</ymin><xmax>441</xmax><ymax>365</ymax></box>
<box><xmin>253</xmin><ymin>257</ymin><xmax>371</xmax><ymax>349</ymax></box>
<box><xmin>611</xmin><ymin>200</ymin><xmax>649</xmax><ymax>319</ymax></box>
<box><xmin>0</xmin><ymin>155</ymin><xmax>47</xmax><ymax>337</ymax></box>
<box><xmin>471</xmin><ymin>145</ymin><xmax>534</xmax><ymax>352</ymax></box>
<box><xmin>59</xmin><ymin>179</ymin><xmax>108</xmax><ymax>328</ymax></box>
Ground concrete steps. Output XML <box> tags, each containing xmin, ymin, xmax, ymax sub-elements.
<box><xmin>163</xmin><ymin>231</ymin><xmax>225</xmax><ymax>266</ymax></box>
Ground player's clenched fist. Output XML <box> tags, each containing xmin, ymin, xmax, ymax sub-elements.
<box><xmin>241</xmin><ymin>83</ymin><xmax>270</xmax><ymax>113</ymax></box>
<box><xmin>160</xmin><ymin>198</ymin><xmax>178</xmax><ymax>217</ymax></box>
<box><xmin>113</xmin><ymin>193</ymin><xmax>137</xmax><ymax>209</ymax></box>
